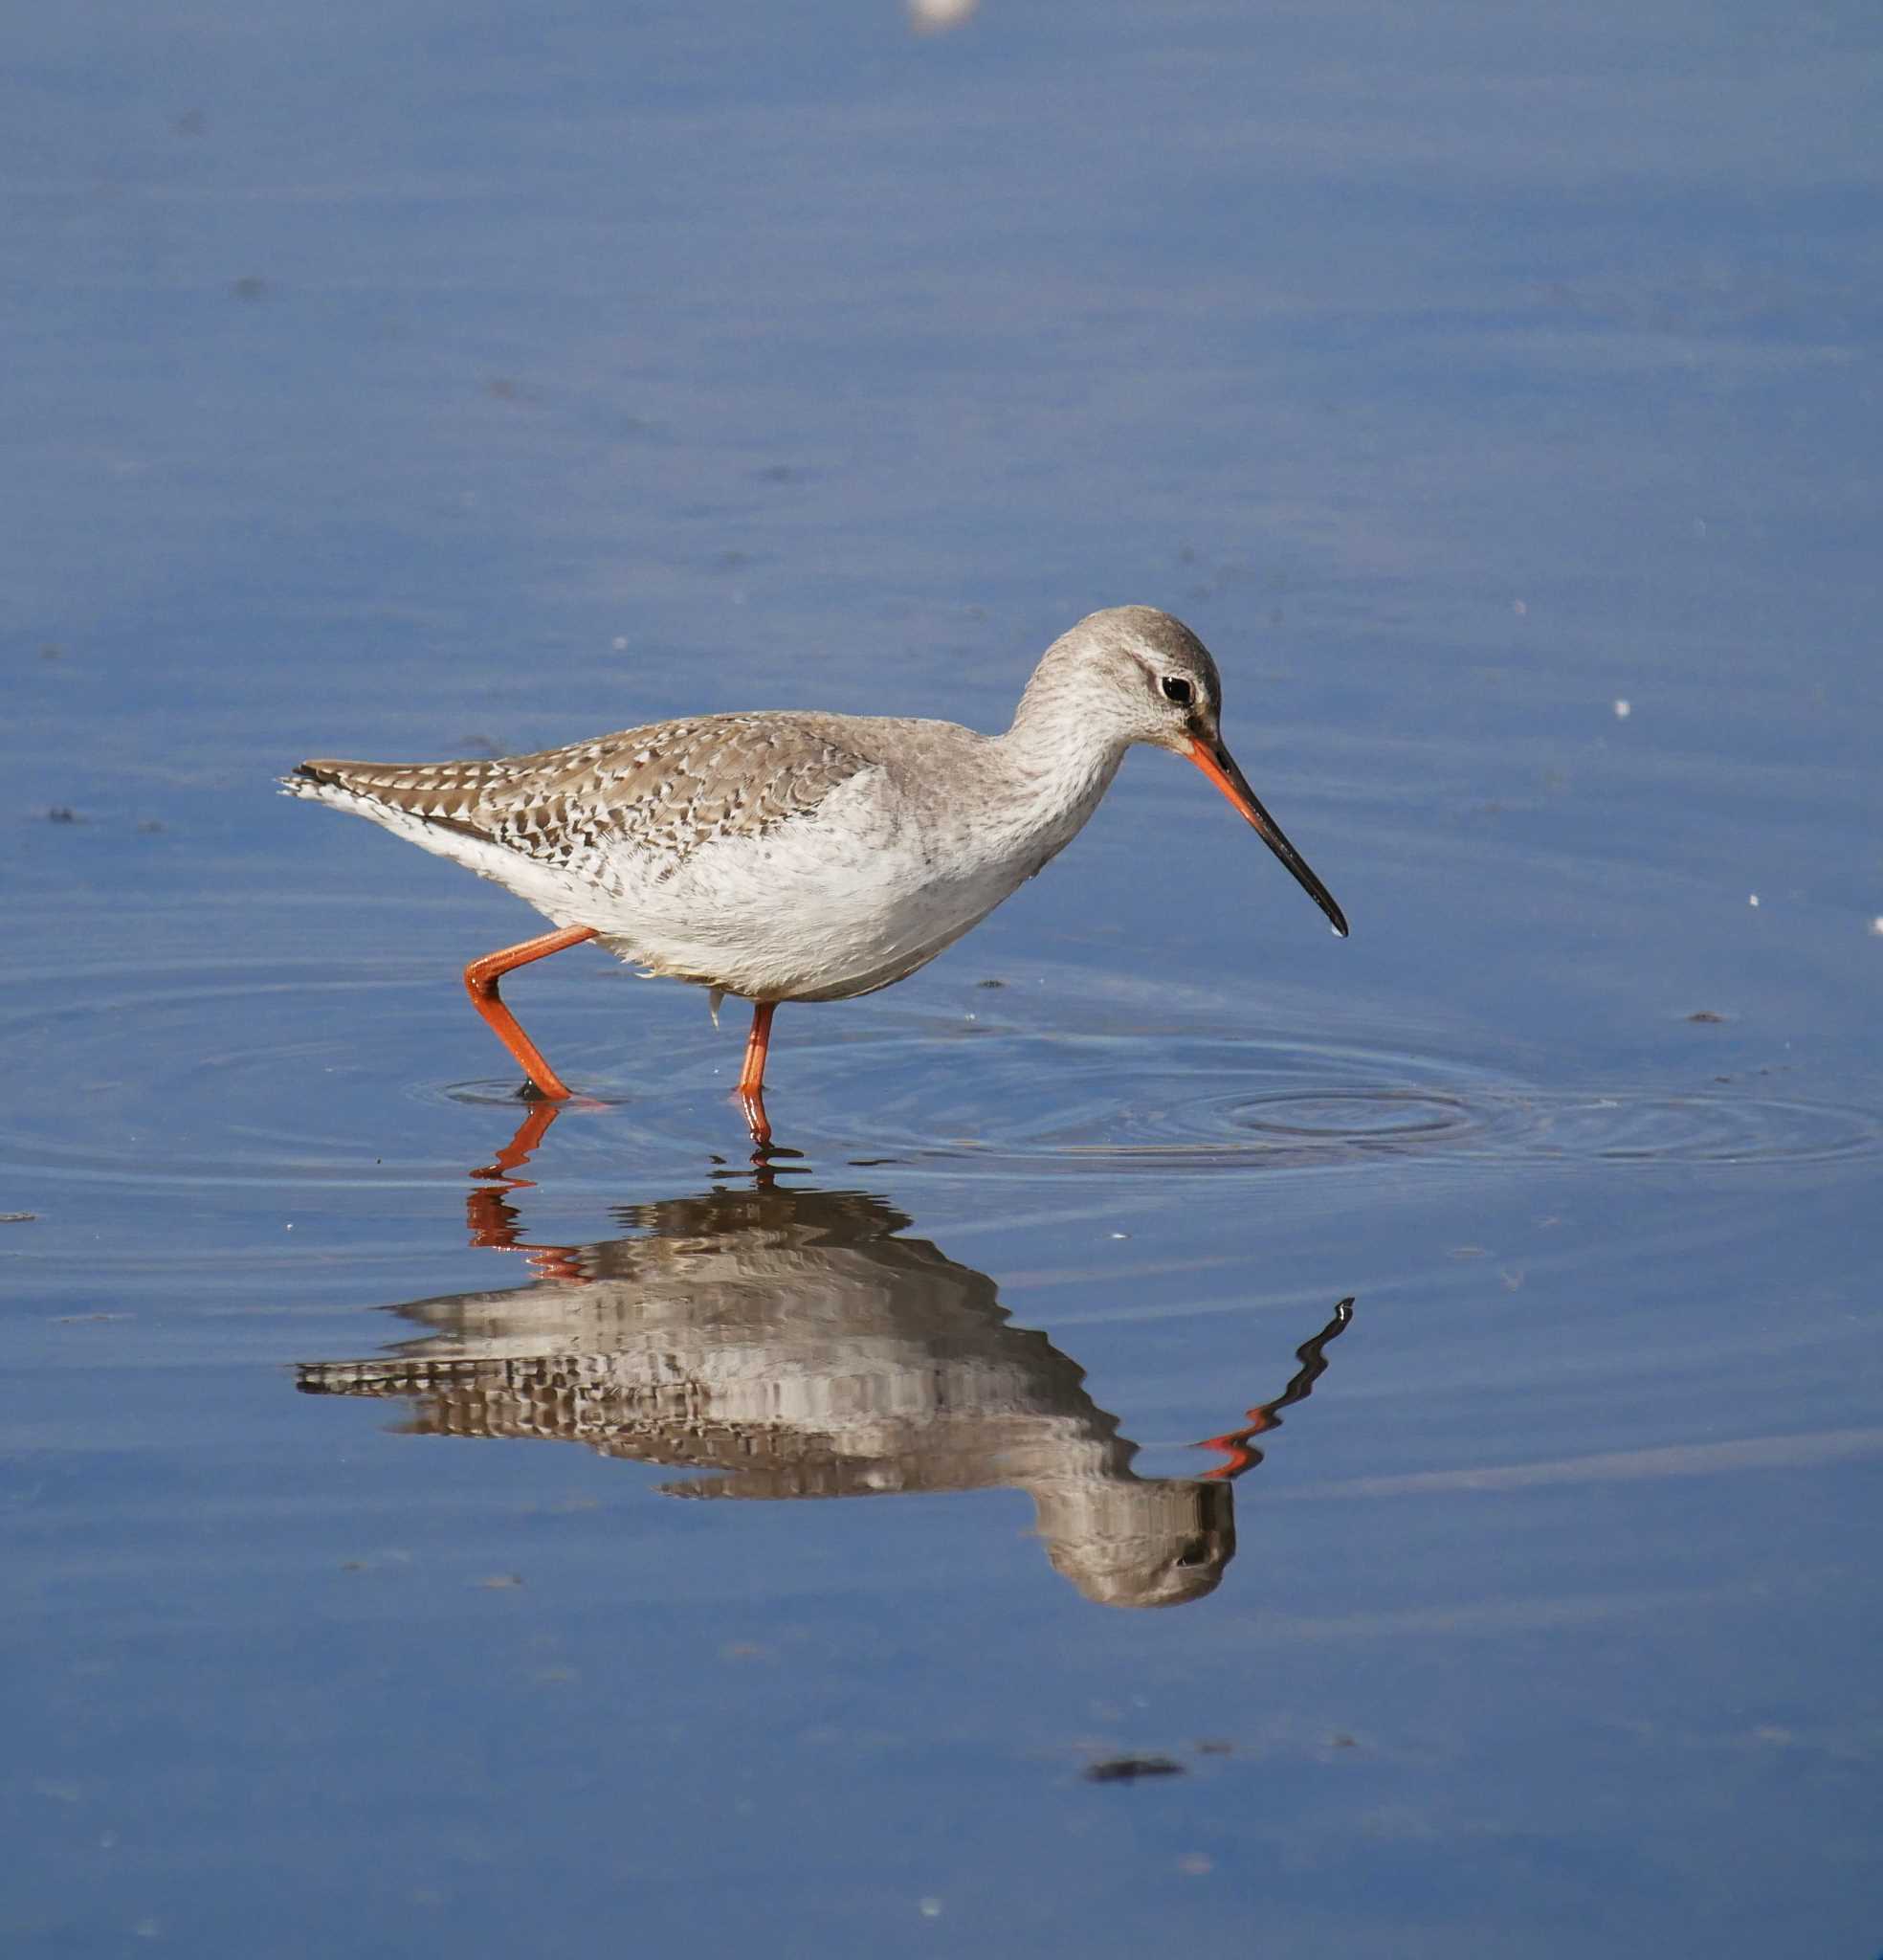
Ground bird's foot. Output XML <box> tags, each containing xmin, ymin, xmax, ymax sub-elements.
<box><xmin>737</xmin><ymin>1083</ymin><xmax>773</xmax><ymax>1147</ymax></box>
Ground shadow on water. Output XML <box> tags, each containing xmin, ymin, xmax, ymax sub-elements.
<box><xmin>298</xmin><ymin>1103</ymin><xmax>1352</xmax><ymax>1610</ymax></box>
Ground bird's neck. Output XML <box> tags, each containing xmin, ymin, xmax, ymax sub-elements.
<box><xmin>991</xmin><ymin>682</ymin><xmax>1130</xmax><ymax>852</ymax></box>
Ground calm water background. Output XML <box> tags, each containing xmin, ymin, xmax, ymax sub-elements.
<box><xmin>5</xmin><ymin>1</ymin><xmax>1881</xmax><ymax>1952</ymax></box>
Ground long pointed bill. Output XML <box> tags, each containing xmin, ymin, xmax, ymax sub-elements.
<box><xmin>1187</xmin><ymin>737</ymin><xmax>1349</xmax><ymax>938</ymax></box>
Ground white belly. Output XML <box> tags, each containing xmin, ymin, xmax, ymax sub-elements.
<box><xmin>593</xmin><ymin>768</ymin><xmax>1040</xmax><ymax>1001</ymax></box>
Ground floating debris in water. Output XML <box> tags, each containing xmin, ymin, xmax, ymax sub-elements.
<box><xmin>1083</xmin><ymin>1755</ymin><xmax>1185</xmax><ymax>1784</ymax></box>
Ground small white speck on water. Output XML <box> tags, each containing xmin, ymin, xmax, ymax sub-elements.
<box><xmin>1870</xmin><ymin>917</ymin><xmax>1883</xmax><ymax>937</ymax></box>
<box><xmin>284</xmin><ymin>1222</ymin><xmax>294</xmax><ymax>1232</ymax></box>
<box><xmin>610</xmin><ymin>635</ymin><xmax>629</xmax><ymax>651</ymax></box>
<box><xmin>917</xmin><ymin>1897</ymin><xmax>943</xmax><ymax>1919</ymax></box>
<box><xmin>1613</xmin><ymin>699</ymin><xmax>1631</xmax><ymax>719</ymax></box>
<box><xmin>909</xmin><ymin>0</ymin><xmax>978</xmax><ymax>32</ymax></box>
<box><xmin>1177</xmin><ymin>1853</ymin><xmax>1213</xmax><ymax>1877</ymax></box>
<box><xmin>1109</xmin><ymin>1232</ymin><xmax>1130</xmax><ymax>1240</ymax></box>
<box><xmin>1512</xmin><ymin>598</ymin><xmax>1528</xmax><ymax>615</ymax></box>
<box><xmin>964</xmin><ymin>1012</ymin><xmax>976</xmax><ymax>1021</ymax></box>
<box><xmin>1748</xmin><ymin>894</ymin><xmax>1761</xmax><ymax>907</ymax></box>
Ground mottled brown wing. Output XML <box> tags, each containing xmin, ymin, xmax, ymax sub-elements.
<box><xmin>298</xmin><ymin>1350</ymin><xmax>878</xmax><ymax>1486</ymax></box>
<box><xmin>291</xmin><ymin>714</ymin><xmax>874</xmax><ymax>877</ymax></box>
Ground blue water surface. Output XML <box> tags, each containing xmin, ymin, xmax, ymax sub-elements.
<box><xmin>4</xmin><ymin>2</ymin><xmax>1880</xmax><ymax>1954</ymax></box>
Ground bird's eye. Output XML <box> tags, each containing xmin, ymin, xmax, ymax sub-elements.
<box><xmin>1161</xmin><ymin>676</ymin><xmax>1194</xmax><ymax>707</ymax></box>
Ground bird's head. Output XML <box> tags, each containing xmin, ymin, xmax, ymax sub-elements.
<box><xmin>1057</xmin><ymin>605</ymin><xmax>1349</xmax><ymax>939</ymax></box>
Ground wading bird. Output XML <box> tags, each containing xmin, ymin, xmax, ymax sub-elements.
<box><xmin>285</xmin><ymin>606</ymin><xmax>1347</xmax><ymax>1139</ymax></box>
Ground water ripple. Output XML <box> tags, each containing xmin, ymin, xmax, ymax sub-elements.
<box><xmin>0</xmin><ymin>955</ymin><xmax>1873</xmax><ymax>1198</ymax></box>
<box><xmin>774</xmin><ymin>1028</ymin><xmax>1879</xmax><ymax>1174</ymax></box>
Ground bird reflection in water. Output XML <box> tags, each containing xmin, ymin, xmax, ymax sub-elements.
<box><xmin>299</xmin><ymin>1105</ymin><xmax>1352</xmax><ymax>1609</ymax></box>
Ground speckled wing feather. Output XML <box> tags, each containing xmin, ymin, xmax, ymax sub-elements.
<box><xmin>288</xmin><ymin>714</ymin><xmax>875</xmax><ymax>883</ymax></box>
<box><xmin>299</xmin><ymin>1350</ymin><xmax>869</xmax><ymax>1484</ymax></box>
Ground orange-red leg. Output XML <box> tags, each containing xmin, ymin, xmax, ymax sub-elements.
<box><xmin>462</xmin><ymin>925</ymin><xmax>598</xmax><ymax>1099</ymax></box>
<box><xmin>736</xmin><ymin>1001</ymin><xmax>776</xmax><ymax>1144</ymax></box>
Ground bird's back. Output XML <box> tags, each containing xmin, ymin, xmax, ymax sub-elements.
<box><xmin>285</xmin><ymin>712</ymin><xmax>886</xmax><ymax>879</ymax></box>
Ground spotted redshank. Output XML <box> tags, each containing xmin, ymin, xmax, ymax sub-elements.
<box><xmin>283</xmin><ymin>605</ymin><xmax>1347</xmax><ymax>1137</ymax></box>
